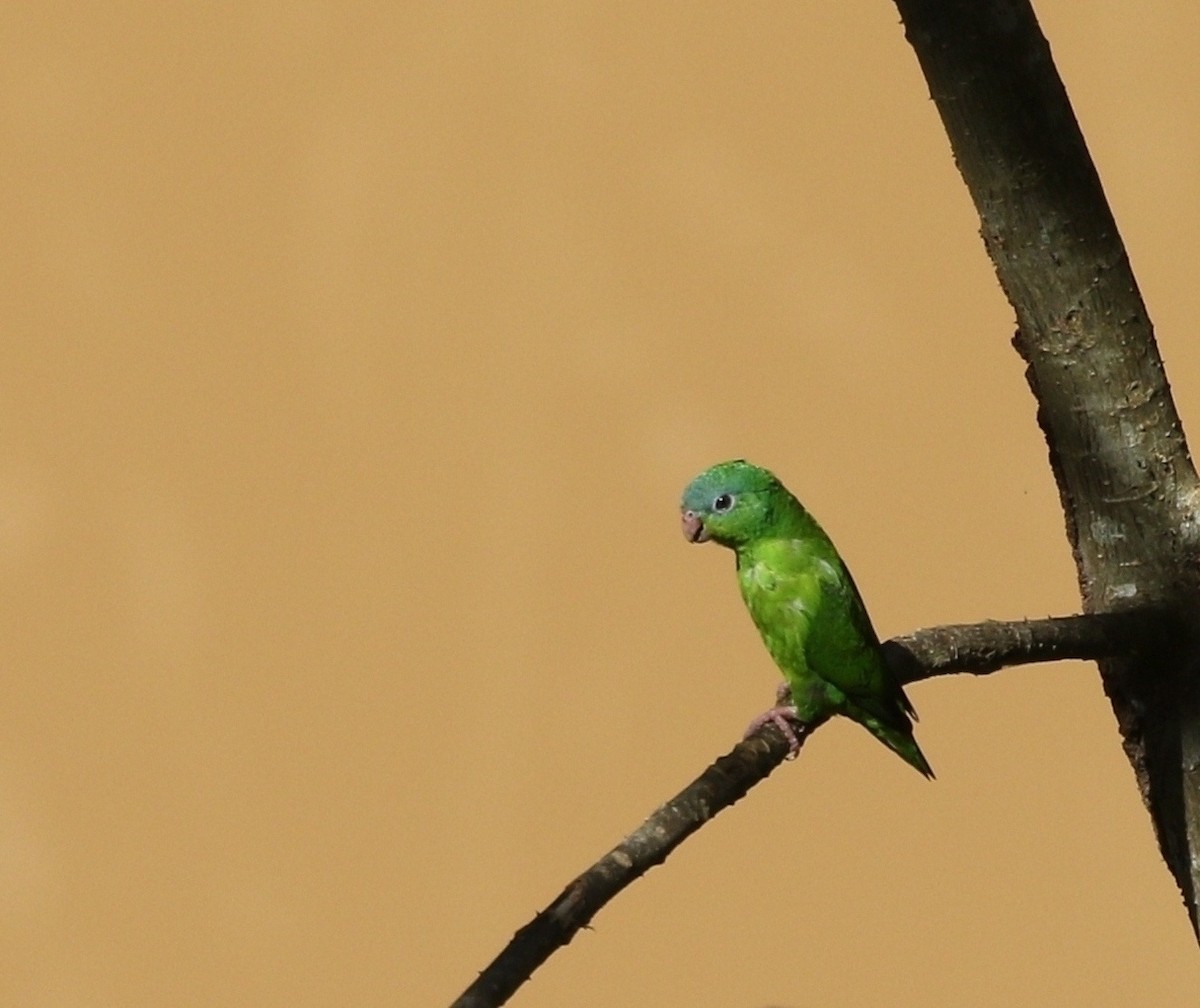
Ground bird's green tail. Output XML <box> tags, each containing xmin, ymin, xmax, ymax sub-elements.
<box><xmin>865</xmin><ymin>718</ymin><xmax>935</xmax><ymax>779</ymax></box>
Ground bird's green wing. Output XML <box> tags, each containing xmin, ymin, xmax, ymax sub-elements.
<box><xmin>802</xmin><ymin>557</ymin><xmax>914</xmax><ymax>727</ymax></box>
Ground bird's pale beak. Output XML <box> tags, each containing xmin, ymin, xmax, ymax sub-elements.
<box><xmin>681</xmin><ymin>510</ymin><xmax>711</xmax><ymax>543</ymax></box>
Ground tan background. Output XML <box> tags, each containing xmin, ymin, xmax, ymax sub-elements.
<box><xmin>3</xmin><ymin>3</ymin><xmax>1199</xmax><ymax>1005</ymax></box>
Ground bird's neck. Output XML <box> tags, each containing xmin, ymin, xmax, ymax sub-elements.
<box><xmin>735</xmin><ymin>506</ymin><xmax>827</xmax><ymax>565</ymax></box>
<box><xmin>768</xmin><ymin>501</ymin><xmax>823</xmax><ymax>541</ymax></box>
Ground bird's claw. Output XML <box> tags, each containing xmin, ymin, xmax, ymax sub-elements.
<box><xmin>744</xmin><ymin>704</ymin><xmax>806</xmax><ymax>759</ymax></box>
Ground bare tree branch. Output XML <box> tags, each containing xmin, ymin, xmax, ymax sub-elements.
<box><xmin>450</xmin><ymin>610</ymin><xmax>1162</xmax><ymax>1008</ymax></box>
<box><xmin>886</xmin><ymin>610</ymin><xmax>1169</xmax><ymax>682</ymax></box>
<box><xmin>892</xmin><ymin>0</ymin><xmax>1200</xmax><ymax>932</ymax></box>
<box><xmin>452</xmin><ymin>723</ymin><xmax>796</xmax><ymax>1008</ymax></box>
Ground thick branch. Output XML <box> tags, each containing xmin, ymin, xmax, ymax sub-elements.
<box><xmin>450</xmin><ymin>611</ymin><xmax>1158</xmax><ymax>1008</ymax></box>
<box><xmin>893</xmin><ymin>0</ymin><xmax>1200</xmax><ymax>935</ymax></box>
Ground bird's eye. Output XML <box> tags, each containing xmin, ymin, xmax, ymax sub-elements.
<box><xmin>713</xmin><ymin>493</ymin><xmax>734</xmax><ymax>513</ymax></box>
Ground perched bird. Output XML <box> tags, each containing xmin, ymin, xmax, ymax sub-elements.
<box><xmin>680</xmin><ymin>459</ymin><xmax>932</xmax><ymax>777</ymax></box>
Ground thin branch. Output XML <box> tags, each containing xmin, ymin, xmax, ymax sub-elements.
<box><xmin>449</xmin><ymin>609</ymin><xmax>1165</xmax><ymax>1008</ymax></box>
<box><xmin>885</xmin><ymin>610</ymin><xmax>1166</xmax><ymax>684</ymax></box>
<box><xmin>452</xmin><ymin>727</ymin><xmax>797</xmax><ymax>1008</ymax></box>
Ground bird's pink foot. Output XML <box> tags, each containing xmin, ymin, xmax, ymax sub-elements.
<box><xmin>745</xmin><ymin>704</ymin><xmax>807</xmax><ymax>759</ymax></box>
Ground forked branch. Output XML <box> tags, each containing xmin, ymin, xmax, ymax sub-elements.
<box><xmin>449</xmin><ymin>609</ymin><xmax>1164</xmax><ymax>1008</ymax></box>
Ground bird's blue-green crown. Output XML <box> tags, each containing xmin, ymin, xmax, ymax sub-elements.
<box><xmin>681</xmin><ymin>459</ymin><xmax>782</xmax><ymax>513</ymax></box>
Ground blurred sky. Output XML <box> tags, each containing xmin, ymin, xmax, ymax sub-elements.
<box><xmin>2</xmin><ymin>3</ymin><xmax>1200</xmax><ymax>1006</ymax></box>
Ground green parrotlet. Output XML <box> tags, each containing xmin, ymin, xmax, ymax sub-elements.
<box><xmin>680</xmin><ymin>459</ymin><xmax>933</xmax><ymax>777</ymax></box>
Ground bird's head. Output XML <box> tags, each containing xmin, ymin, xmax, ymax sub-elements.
<box><xmin>680</xmin><ymin>459</ymin><xmax>786</xmax><ymax>550</ymax></box>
